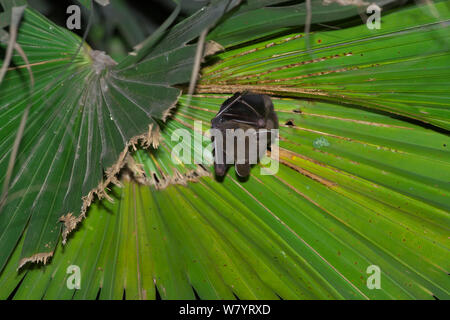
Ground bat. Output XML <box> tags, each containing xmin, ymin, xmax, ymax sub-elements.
<box><xmin>211</xmin><ymin>92</ymin><xmax>279</xmax><ymax>178</ymax></box>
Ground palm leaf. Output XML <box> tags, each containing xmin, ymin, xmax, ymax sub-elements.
<box><xmin>201</xmin><ymin>1</ymin><xmax>450</xmax><ymax>130</ymax></box>
<box><xmin>0</xmin><ymin>1</ymin><xmax>237</xmax><ymax>270</ymax></box>
<box><xmin>207</xmin><ymin>0</ymin><xmax>398</xmax><ymax>47</ymax></box>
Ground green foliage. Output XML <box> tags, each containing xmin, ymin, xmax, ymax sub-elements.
<box><xmin>203</xmin><ymin>2</ymin><xmax>450</xmax><ymax>130</ymax></box>
<box><xmin>0</xmin><ymin>0</ymin><xmax>449</xmax><ymax>300</ymax></box>
<box><xmin>1</xmin><ymin>94</ymin><xmax>449</xmax><ymax>299</ymax></box>
<box><xmin>0</xmin><ymin>1</ymin><xmax>237</xmax><ymax>271</ymax></box>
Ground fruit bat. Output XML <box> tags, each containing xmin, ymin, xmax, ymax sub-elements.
<box><xmin>211</xmin><ymin>92</ymin><xmax>279</xmax><ymax>178</ymax></box>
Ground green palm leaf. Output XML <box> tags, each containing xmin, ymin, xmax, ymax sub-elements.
<box><xmin>0</xmin><ymin>0</ymin><xmax>449</xmax><ymax>300</ymax></box>
<box><xmin>207</xmin><ymin>0</ymin><xmax>397</xmax><ymax>47</ymax></box>
<box><xmin>1</xmin><ymin>94</ymin><xmax>448</xmax><ymax>299</ymax></box>
<box><xmin>0</xmin><ymin>1</ymin><xmax>237</xmax><ymax>270</ymax></box>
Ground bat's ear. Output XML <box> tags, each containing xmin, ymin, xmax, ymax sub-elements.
<box><xmin>214</xmin><ymin>163</ymin><xmax>227</xmax><ymax>177</ymax></box>
<box><xmin>235</xmin><ymin>164</ymin><xmax>251</xmax><ymax>178</ymax></box>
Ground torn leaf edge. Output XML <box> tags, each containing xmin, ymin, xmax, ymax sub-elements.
<box><xmin>18</xmin><ymin>98</ymin><xmax>179</xmax><ymax>270</ymax></box>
